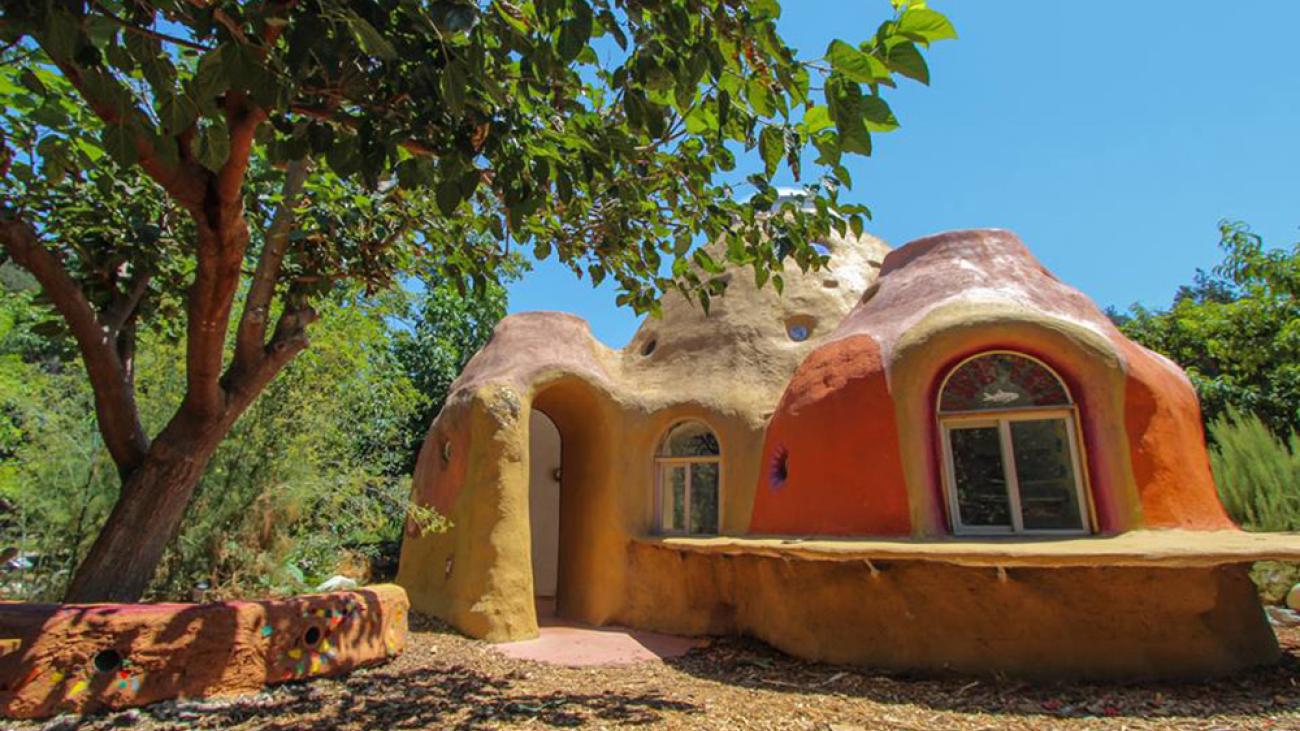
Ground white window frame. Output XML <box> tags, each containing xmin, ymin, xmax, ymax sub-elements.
<box><xmin>654</xmin><ymin>424</ymin><xmax>723</xmax><ymax>536</ymax></box>
<box><xmin>936</xmin><ymin>352</ymin><xmax>1092</xmax><ymax>537</ymax></box>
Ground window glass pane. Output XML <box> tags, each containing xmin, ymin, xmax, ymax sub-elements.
<box><xmin>662</xmin><ymin>465</ymin><xmax>686</xmax><ymax>532</ymax></box>
<box><xmin>663</xmin><ymin>422</ymin><xmax>720</xmax><ymax>457</ymax></box>
<box><xmin>940</xmin><ymin>353</ymin><xmax>1071</xmax><ymax>412</ymax></box>
<box><xmin>949</xmin><ymin>426</ymin><xmax>1012</xmax><ymax>527</ymax></box>
<box><xmin>1011</xmin><ymin>419</ymin><xmax>1083</xmax><ymax>531</ymax></box>
<box><xmin>689</xmin><ymin>461</ymin><xmax>719</xmax><ymax>534</ymax></box>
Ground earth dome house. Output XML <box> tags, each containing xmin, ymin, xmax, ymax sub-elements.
<box><xmin>396</xmin><ymin>225</ymin><xmax>1300</xmax><ymax>680</ymax></box>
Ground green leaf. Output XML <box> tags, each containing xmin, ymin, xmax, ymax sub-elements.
<box><xmin>749</xmin><ymin>0</ymin><xmax>781</xmax><ymax>21</ymax></box>
<box><xmin>100</xmin><ymin>123</ymin><xmax>138</xmax><ymax>166</ymax></box>
<box><xmin>348</xmin><ymin>13</ymin><xmax>398</xmax><ymax>60</ymax></box>
<box><xmin>191</xmin><ymin>48</ymin><xmax>227</xmax><ymax>111</ymax></box>
<box><xmin>44</xmin><ymin>10</ymin><xmax>80</xmax><ymax>61</ymax></box>
<box><xmin>758</xmin><ymin>126</ymin><xmax>783</xmax><ymax>178</ymax></box>
<box><xmin>826</xmin><ymin>40</ymin><xmax>886</xmax><ymax>85</ymax></box>
<box><xmin>801</xmin><ymin>105</ymin><xmax>833</xmax><ymax>134</ymax></box>
<box><xmin>896</xmin><ymin>8</ymin><xmax>958</xmax><ymax>44</ymax></box>
<box><xmin>194</xmin><ymin>122</ymin><xmax>230</xmax><ymax>172</ymax></box>
<box><xmin>326</xmin><ymin>138</ymin><xmax>361</xmax><ymax>177</ymax></box>
<box><xmin>885</xmin><ymin>41</ymin><xmax>929</xmax><ymax>84</ymax></box>
<box><xmin>825</xmin><ymin>76</ymin><xmax>871</xmax><ymax>156</ymax></box>
<box><xmin>436</xmin><ymin>176</ymin><xmax>464</xmax><ymax>215</ymax></box>
<box><xmin>747</xmin><ymin>77</ymin><xmax>774</xmax><ymax>118</ymax></box>
<box><xmin>556</xmin><ymin>6</ymin><xmax>593</xmax><ymax>63</ymax></box>
<box><xmin>683</xmin><ymin>105</ymin><xmax>718</xmax><ymax>135</ymax></box>
<box><xmin>158</xmin><ymin>92</ymin><xmax>199</xmax><ymax>135</ymax></box>
<box><xmin>18</xmin><ymin>68</ymin><xmax>46</xmax><ymax>96</ymax></box>
<box><xmin>861</xmin><ymin>95</ymin><xmax>898</xmax><ymax>132</ymax></box>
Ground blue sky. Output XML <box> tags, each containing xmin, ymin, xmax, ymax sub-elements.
<box><xmin>507</xmin><ymin>1</ymin><xmax>1300</xmax><ymax>347</ymax></box>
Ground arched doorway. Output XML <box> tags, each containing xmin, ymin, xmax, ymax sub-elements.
<box><xmin>528</xmin><ymin>409</ymin><xmax>562</xmax><ymax>617</ymax></box>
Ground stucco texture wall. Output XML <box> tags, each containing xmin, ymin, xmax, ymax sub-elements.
<box><xmin>619</xmin><ymin>541</ymin><xmax>1277</xmax><ymax>680</ymax></box>
<box><xmin>396</xmin><ymin>230</ymin><xmax>889</xmax><ymax>641</ymax></box>
<box><xmin>753</xmin><ymin>229</ymin><xmax>1234</xmax><ymax>536</ymax></box>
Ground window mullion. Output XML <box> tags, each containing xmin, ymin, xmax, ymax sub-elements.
<box><xmin>684</xmin><ymin>461</ymin><xmax>692</xmax><ymax>535</ymax></box>
<box><xmin>999</xmin><ymin>419</ymin><xmax>1024</xmax><ymax>533</ymax></box>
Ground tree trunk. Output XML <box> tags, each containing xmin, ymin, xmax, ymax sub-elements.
<box><xmin>63</xmin><ymin>425</ymin><xmax>222</xmax><ymax>603</ymax></box>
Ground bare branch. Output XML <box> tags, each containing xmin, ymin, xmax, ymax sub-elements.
<box><xmin>0</xmin><ymin>212</ymin><xmax>149</xmax><ymax>476</ymax></box>
<box><xmin>232</xmin><ymin>158</ymin><xmax>310</xmax><ymax>374</ymax></box>
<box><xmin>102</xmin><ymin>267</ymin><xmax>153</xmax><ymax>334</ymax></box>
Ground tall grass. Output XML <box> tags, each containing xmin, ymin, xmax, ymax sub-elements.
<box><xmin>1210</xmin><ymin>410</ymin><xmax>1300</xmax><ymax>531</ymax></box>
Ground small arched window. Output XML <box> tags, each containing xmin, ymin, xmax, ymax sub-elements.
<box><xmin>655</xmin><ymin>421</ymin><xmax>721</xmax><ymax>535</ymax></box>
<box><xmin>937</xmin><ymin>352</ymin><xmax>1090</xmax><ymax>535</ymax></box>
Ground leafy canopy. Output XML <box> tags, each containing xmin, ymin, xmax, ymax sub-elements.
<box><xmin>2</xmin><ymin>0</ymin><xmax>956</xmax><ymax>314</ymax></box>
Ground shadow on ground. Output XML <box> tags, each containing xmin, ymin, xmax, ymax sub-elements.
<box><xmin>663</xmin><ymin>629</ymin><xmax>1300</xmax><ymax>722</ymax></box>
<box><xmin>125</xmin><ymin>664</ymin><xmax>697</xmax><ymax>730</ymax></box>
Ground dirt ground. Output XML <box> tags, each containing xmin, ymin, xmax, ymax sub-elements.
<box><xmin>14</xmin><ymin>615</ymin><xmax>1300</xmax><ymax>731</ymax></box>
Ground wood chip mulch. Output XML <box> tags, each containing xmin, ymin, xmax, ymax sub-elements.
<box><xmin>15</xmin><ymin>615</ymin><xmax>1300</xmax><ymax>731</ymax></box>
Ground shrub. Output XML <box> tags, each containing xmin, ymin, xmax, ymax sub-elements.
<box><xmin>1210</xmin><ymin>409</ymin><xmax>1300</xmax><ymax>532</ymax></box>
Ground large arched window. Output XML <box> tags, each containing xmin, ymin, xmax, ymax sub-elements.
<box><xmin>937</xmin><ymin>352</ymin><xmax>1090</xmax><ymax>535</ymax></box>
<box><xmin>655</xmin><ymin>421</ymin><xmax>721</xmax><ymax>535</ymax></box>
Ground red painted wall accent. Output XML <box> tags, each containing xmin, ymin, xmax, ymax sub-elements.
<box><xmin>1115</xmin><ymin>338</ymin><xmax>1235</xmax><ymax>530</ymax></box>
<box><xmin>749</xmin><ymin>335</ymin><xmax>911</xmax><ymax>536</ymax></box>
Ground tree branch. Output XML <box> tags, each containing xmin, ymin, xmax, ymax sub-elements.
<box><xmin>102</xmin><ymin>266</ymin><xmax>153</xmax><ymax>335</ymax></box>
<box><xmin>0</xmin><ymin>212</ymin><xmax>150</xmax><ymax>476</ymax></box>
<box><xmin>41</xmin><ymin>50</ymin><xmax>210</xmax><ymax>211</ymax></box>
<box><xmin>232</xmin><ymin>158</ymin><xmax>309</xmax><ymax>374</ymax></box>
<box><xmin>215</xmin><ymin>93</ymin><xmax>265</xmax><ymax>206</ymax></box>
<box><xmin>225</xmin><ymin>302</ymin><xmax>317</xmax><ymax>413</ymax></box>
<box><xmin>181</xmin><ymin>94</ymin><xmax>266</xmax><ymax>418</ymax></box>
<box><xmin>86</xmin><ymin>3</ymin><xmax>214</xmax><ymax>52</ymax></box>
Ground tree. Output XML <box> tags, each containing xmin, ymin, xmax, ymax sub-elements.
<box><xmin>0</xmin><ymin>276</ymin><xmax>437</xmax><ymax>601</ymax></box>
<box><xmin>0</xmin><ymin>0</ymin><xmax>955</xmax><ymax>601</ymax></box>
<box><xmin>1119</xmin><ymin>220</ymin><xmax>1300</xmax><ymax>437</ymax></box>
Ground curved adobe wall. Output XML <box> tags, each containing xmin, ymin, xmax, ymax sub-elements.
<box><xmin>754</xmin><ymin>229</ymin><xmax>1235</xmax><ymax>535</ymax></box>
<box><xmin>1114</xmin><ymin>338</ymin><xmax>1233</xmax><ymax>529</ymax></box>
<box><xmin>397</xmin><ymin>229</ymin><xmax>891</xmax><ymax>642</ymax></box>
<box><xmin>619</xmin><ymin>542</ymin><xmax>1277</xmax><ymax>680</ymax></box>
<box><xmin>749</xmin><ymin>334</ymin><xmax>911</xmax><ymax>535</ymax></box>
<box><xmin>0</xmin><ymin>585</ymin><xmax>408</xmax><ymax>719</ymax></box>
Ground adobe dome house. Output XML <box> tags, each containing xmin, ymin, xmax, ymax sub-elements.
<box><xmin>396</xmin><ymin>227</ymin><xmax>1300</xmax><ymax>680</ymax></box>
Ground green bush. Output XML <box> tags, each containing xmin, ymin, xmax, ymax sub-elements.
<box><xmin>0</xmin><ymin>281</ymin><xmax>473</xmax><ymax>602</ymax></box>
<box><xmin>1210</xmin><ymin>409</ymin><xmax>1300</xmax><ymax>532</ymax></box>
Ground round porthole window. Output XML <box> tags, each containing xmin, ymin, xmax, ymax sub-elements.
<box><xmin>785</xmin><ymin>315</ymin><xmax>815</xmax><ymax>343</ymax></box>
<box><xmin>641</xmin><ymin>337</ymin><xmax>658</xmax><ymax>356</ymax></box>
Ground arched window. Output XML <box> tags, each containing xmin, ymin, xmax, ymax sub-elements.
<box><xmin>655</xmin><ymin>421</ymin><xmax>721</xmax><ymax>535</ymax></box>
<box><xmin>937</xmin><ymin>352</ymin><xmax>1090</xmax><ymax>535</ymax></box>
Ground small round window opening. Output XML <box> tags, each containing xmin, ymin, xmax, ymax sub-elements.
<box><xmin>785</xmin><ymin>315</ymin><xmax>815</xmax><ymax>343</ymax></box>
<box><xmin>93</xmin><ymin>649</ymin><xmax>123</xmax><ymax>674</ymax></box>
<box><xmin>303</xmin><ymin>625</ymin><xmax>323</xmax><ymax>647</ymax></box>
<box><xmin>641</xmin><ymin>337</ymin><xmax>658</xmax><ymax>356</ymax></box>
